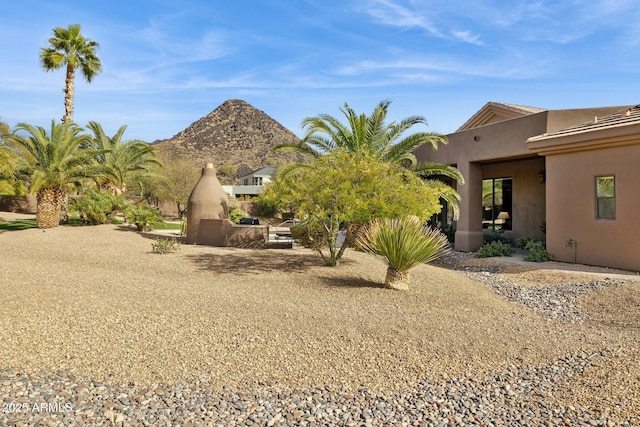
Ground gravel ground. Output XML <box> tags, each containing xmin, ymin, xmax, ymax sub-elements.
<box><xmin>1</xmin><ymin>221</ymin><xmax>639</xmax><ymax>425</ymax></box>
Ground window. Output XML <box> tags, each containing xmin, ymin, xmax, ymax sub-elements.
<box><xmin>252</xmin><ymin>177</ymin><xmax>263</xmax><ymax>185</ymax></box>
<box><xmin>482</xmin><ymin>178</ymin><xmax>513</xmax><ymax>230</ymax></box>
<box><xmin>596</xmin><ymin>176</ymin><xmax>615</xmax><ymax>220</ymax></box>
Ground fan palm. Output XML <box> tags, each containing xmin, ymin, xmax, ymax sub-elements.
<box><xmin>7</xmin><ymin>121</ymin><xmax>94</xmax><ymax>228</ymax></box>
<box><xmin>40</xmin><ymin>24</ymin><xmax>102</xmax><ymax>123</ymax></box>
<box><xmin>85</xmin><ymin>121</ymin><xmax>162</xmax><ymax>195</ymax></box>
<box><xmin>357</xmin><ymin>216</ymin><xmax>450</xmax><ymax>290</ymax></box>
<box><xmin>275</xmin><ymin>100</ymin><xmax>463</xmax><ymax>218</ymax></box>
<box><xmin>0</xmin><ymin>119</ymin><xmax>22</xmax><ymax>195</ymax></box>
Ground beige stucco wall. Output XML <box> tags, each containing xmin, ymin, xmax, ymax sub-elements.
<box><xmin>415</xmin><ymin>106</ymin><xmax>626</xmax><ymax>252</ymax></box>
<box><xmin>545</xmin><ymin>145</ymin><xmax>640</xmax><ymax>271</ymax></box>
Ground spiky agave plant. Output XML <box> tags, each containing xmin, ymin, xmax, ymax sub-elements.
<box><xmin>357</xmin><ymin>217</ymin><xmax>450</xmax><ymax>290</ymax></box>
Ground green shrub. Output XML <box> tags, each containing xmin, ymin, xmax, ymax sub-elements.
<box><xmin>475</xmin><ymin>241</ymin><xmax>513</xmax><ymax>258</ymax></box>
<box><xmin>71</xmin><ymin>188</ymin><xmax>128</xmax><ymax>225</ymax></box>
<box><xmin>516</xmin><ymin>236</ymin><xmax>537</xmax><ymax>249</ymax></box>
<box><xmin>228</xmin><ymin>205</ymin><xmax>249</xmax><ymax>223</ymax></box>
<box><xmin>523</xmin><ymin>240</ymin><xmax>552</xmax><ymax>262</ymax></box>
<box><xmin>484</xmin><ymin>230</ymin><xmax>509</xmax><ymax>245</ymax></box>
<box><xmin>151</xmin><ymin>237</ymin><xmax>180</xmax><ymax>254</ymax></box>
<box><xmin>290</xmin><ymin>219</ymin><xmax>330</xmax><ymax>252</ymax></box>
<box><xmin>126</xmin><ymin>204</ymin><xmax>163</xmax><ymax>231</ymax></box>
<box><xmin>256</xmin><ymin>198</ymin><xmax>278</xmax><ymax>218</ymax></box>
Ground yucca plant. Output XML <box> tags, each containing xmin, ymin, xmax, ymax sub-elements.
<box><xmin>357</xmin><ymin>216</ymin><xmax>450</xmax><ymax>291</ymax></box>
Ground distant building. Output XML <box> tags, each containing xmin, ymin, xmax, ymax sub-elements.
<box><xmin>222</xmin><ymin>166</ymin><xmax>277</xmax><ymax>198</ymax></box>
<box><xmin>415</xmin><ymin>102</ymin><xmax>640</xmax><ymax>271</ymax></box>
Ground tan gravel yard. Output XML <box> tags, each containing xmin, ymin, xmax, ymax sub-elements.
<box><xmin>1</xmin><ymin>221</ymin><xmax>640</xmax><ymax>423</ymax></box>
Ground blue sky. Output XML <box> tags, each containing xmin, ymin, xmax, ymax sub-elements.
<box><xmin>1</xmin><ymin>0</ymin><xmax>638</xmax><ymax>142</ymax></box>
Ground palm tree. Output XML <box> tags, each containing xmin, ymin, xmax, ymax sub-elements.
<box><xmin>40</xmin><ymin>24</ymin><xmax>102</xmax><ymax>123</ymax></box>
<box><xmin>0</xmin><ymin>119</ymin><xmax>22</xmax><ymax>195</ymax></box>
<box><xmin>275</xmin><ymin>100</ymin><xmax>463</xmax><ymax>218</ymax></box>
<box><xmin>357</xmin><ymin>216</ymin><xmax>450</xmax><ymax>290</ymax></box>
<box><xmin>85</xmin><ymin>121</ymin><xmax>163</xmax><ymax>195</ymax></box>
<box><xmin>7</xmin><ymin>121</ymin><xmax>94</xmax><ymax>228</ymax></box>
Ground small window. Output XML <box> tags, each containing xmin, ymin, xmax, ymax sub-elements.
<box><xmin>595</xmin><ymin>176</ymin><xmax>615</xmax><ymax>220</ymax></box>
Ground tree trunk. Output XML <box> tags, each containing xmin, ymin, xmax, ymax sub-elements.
<box><xmin>59</xmin><ymin>191</ymin><xmax>69</xmax><ymax>224</ymax></box>
<box><xmin>36</xmin><ymin>188</ymin><xmax>64</xmax><ymax>228</ymax></box>
<box><xmin>63</xmin><ymin>63</ymin><xmax>75</xmax><ymax>123</ymax></box>
<box><xmin>384</xmin><ymin>267</ymin><xmax>410</xmax><ymax>291</ymax></box>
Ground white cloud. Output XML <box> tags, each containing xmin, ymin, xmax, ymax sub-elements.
<box><xmin>451</xmin><ymin>30</ymin><xmax>484</xmax><ymax>46</ymax></box>
<box><xmin>363</xmin><ymin>0</ymin><xmax>444</xmax><ymax>37</ymax></box>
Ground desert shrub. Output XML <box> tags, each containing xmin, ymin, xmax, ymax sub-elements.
<box><xmin>523</xmin><ymin>240</ymin><xmax>552</xmax><ymax>262</ymax></box>
<box><xmin>228</xmin><ymin>205</ymin><xmax>249</xmax><ymax>223</ymax></box>
<box><xmin>180</xmin><ymin>216</ymin><xmax>187</xmax><ymax>236</ymax></box>
<box><xmin>484</xmin><ymin>230</ymin><xmax>509</xmax><ymax>245</ymax></box>
<box><xmin>290</xmin><ymin>219</ymin><xmax>330</xmax><ymax>252</ymax></box>
<box><xmin>151</xmin><ymin>237</ymin><xmax>180</xmax><ymax>254</ymax></box>
<box><xmin>475</xmin><ymin>241</ymin><xmax>513</xmax><ymax>258</ymax></box>
<box><xmin>516</xmin><ymin>236</ymin><xmax>537</xmax><ymax>249</ymax></box>
<box><xmin>71</xmin><ymin>188</ymin><xmax>128</xmax><ymax>225</ymax></box>
<box><xmin>256</xmin><ymin>196</ymin><xmax>279</xmax><ymax>218</ymax></box>
<box><xmin>126</xmin><ymin>203</ymin><xmax>163</xmax><ymax>231</ymax></box>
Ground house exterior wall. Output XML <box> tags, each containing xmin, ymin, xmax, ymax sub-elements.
<box><xmin>545</xmin><ymin>144</ymin><xmax>640</xmax><ymax>271</ymax></box>
<box><xmin>415</xmin><ymin>106</ymin><xmax>627</xmax><ymax>252</ymax></box>
<box><xmin>415</xmin><ymin>113</ymin><xmax>549</xmax><ymax>251</ymax></box>
<box><xmin>482</xmin><ymin>158</ymin><xmax>546</xmax><ymax>242</ymax></box>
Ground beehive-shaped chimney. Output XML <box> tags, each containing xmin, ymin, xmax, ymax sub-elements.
<box><xmin>186</xmin><ymin>163</ymin><xmax>229</xmax><ymax>244</ymax></box>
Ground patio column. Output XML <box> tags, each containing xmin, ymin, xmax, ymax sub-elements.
<box><xmin>454</xmin><ymin>161</ymin><xmax>484</xmax><ymax>252</ymax></box>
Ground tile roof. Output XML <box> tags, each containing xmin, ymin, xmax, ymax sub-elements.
<box><xmin>249</xmin><ymin>166</ymin><xmax>277</xmax><ymax>176</ymax></box>
<box><xmin>529</xmin><ymin>105</ymin><xmax>640</xmax><ymax>141</ymax></box>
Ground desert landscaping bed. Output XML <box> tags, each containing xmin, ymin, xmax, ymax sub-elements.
<box><xmin>1</xmin><ymin>221</ymin><xmax>639</xmax><ymax>425</ymax></box>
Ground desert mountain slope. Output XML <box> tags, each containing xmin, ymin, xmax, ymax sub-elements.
<box><xmin>154</xmin><ymin>99</ymin><xmax>306</xmax><ymax>178</ymax></box>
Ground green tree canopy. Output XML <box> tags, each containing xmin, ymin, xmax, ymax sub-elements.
<box><xmin>85</xmin><ymin>121</ymin><xmax>163</xmax><ymax>195</ymax></box>
<box><xmin>260</xmin><ymin>149</ymin><xmax>449</xmax><ymax>266</ymax></box>
<box><xmin>0</xmin><ymin>119</ymin><xmax>25</xmax><ymax>195</ymax></box>
<box><xmin>41</xmin><ymin>24</ymin><xmax>102</xmax><ymax>123</ymax></box>
<box><xmin>7</xmin><ymin>121</ymin><xmax>95</xmax><ymax>228</ymax></box>
<box><xmin>274</xmin><ymin>100</ymin><xmax>463</xmax><ymax>218</ymax></box>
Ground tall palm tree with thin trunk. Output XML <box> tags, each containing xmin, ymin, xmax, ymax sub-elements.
<box><xmin>85</xmin><ymin>121</ymin><xmax>163</xmax><ymax>195</ymax></box>
<box><xmin>275</xmin><ymin>100</ymin><xmax>464</xmax><ymax>218</ymax></box>
<box><xmin>40</xmin><ymin>24</ymin><xmax>102</xmax><ymax>123</ymax></box>
<box><xmin>8</xmin><ymin>121</ymin><xmax>94</xmax><ymax>228</ymax></box>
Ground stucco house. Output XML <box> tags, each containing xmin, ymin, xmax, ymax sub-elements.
<box><xmin>414</xmin><ymin>102</ymin><xmax>640</xmax><ymax>271</ymax></box>
<box><xmin>222</xmin><ymin>166</ymin><xmax>276</xmax><ymax>198</ymax></box>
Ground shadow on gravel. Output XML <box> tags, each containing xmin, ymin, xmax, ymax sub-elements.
<box><xmin>114</xmin><ymin>224</ymin><xmax>185</xmax><ymax>243</ymax></box>
<box><xmin>318</xmin><ymin>275</ymin><xmax>385</xmax><ymax>289</ymax></box>
<box><xmin>185</xmin><ymin>251</ymin><xmax>323</xmax><ymax>275</ymax></box>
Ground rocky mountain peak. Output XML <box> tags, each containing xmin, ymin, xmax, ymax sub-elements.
<box><xmin>154</xmin><ymin>99</ymin><xmax>305</xmax><ymax>178</ymax></box>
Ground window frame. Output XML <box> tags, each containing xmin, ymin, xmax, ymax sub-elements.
<box><xmin>482</xmin><ymin>177</ymin><xmax>513</xmax><ymax>231</ymax></box>
<box><xmin>595</xmin><ymin>175</ymin><xmax>616</xmax><ymax>220</ymax></box>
